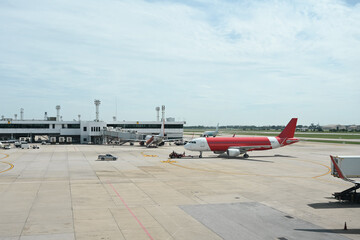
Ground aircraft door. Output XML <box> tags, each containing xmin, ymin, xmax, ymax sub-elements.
<box><xmin>200</xmin><ymin>139</ymin><xmax>205</xmax><ymax>148</ymax></box>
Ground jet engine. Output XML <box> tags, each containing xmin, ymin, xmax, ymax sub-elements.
<box><xmin>226</xmin><ymin>149</ymin><xmax>241</xmax><ymax>157</ymax></box>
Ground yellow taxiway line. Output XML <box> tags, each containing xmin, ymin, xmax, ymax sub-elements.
<box><xmin>0</xmin><ymin>153</ymin><xmax>13</xmax><ymax>174</ymax></box>
<box><xmin>141</xmin><ymin>152</ymin><xmax>158</xmax><ymax>157</ymax></box>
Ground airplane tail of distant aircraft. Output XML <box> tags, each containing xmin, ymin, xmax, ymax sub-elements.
<box><xmin>215</xmin><ymin>123</ymin><xmax>219</xmax><ymax>133</ymax></box>
<box><xmin>277</xmin><ymin>118</ymin><xmax>297</xmax><ymax>139</ymax></box>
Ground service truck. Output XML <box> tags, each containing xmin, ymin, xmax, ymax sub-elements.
<box><xmin>331</xmin><ymin>155</ymin><xmax>360</xmax><ymax>178</ymax></box>
<box><xmin>330</xmin><ymin>155</ymin><xmax>360</xmax><ymax>203</ymax></box>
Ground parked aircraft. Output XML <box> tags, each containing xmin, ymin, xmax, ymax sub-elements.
<box><xmin>141</xmin><ymin>119</ymin><xmax>166</xmax><ymax>147</ymax></box>
<box><xmin>184</xmin><ymin>118</ymin><xmax>298</xmax><ymax>158</ymax></box>
<box><xmin>201</xmin><ymin>123</ymin><xmax>219</xmax><ymax>137</ymax></box>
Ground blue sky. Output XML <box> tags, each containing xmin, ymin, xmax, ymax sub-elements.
<box><xmin>0</xmin><ymin>0</ymin><xmax>359</xmax><ymax>126</ymax></box>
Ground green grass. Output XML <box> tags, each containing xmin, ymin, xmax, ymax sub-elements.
<box><xmin>302</xmin><ymin>139</ymin><xmax>360</xmax><ymax>145</ymax></box>
<box><xmin>295</xmin><ymin>133</ymin><xmax>360</xmax><ymax>139</ymax></box>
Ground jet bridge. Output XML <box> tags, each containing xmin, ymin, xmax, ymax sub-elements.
<box><xmin>103</xmin><ymin>129</ymin><xmax>146</xmax><ymax>145</ymax></box>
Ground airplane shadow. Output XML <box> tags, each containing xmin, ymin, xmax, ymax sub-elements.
<box><xmin>295</xmin><ymin>228</ymin><xmax>360</xmax><ymax>234</ymax></box>
<box><xmin>274</xmin><ymin>154</ymin><xmax>297</xmax><ymax>158</ymax></box>
<box><xmin>185</xmin><ymin>154</ymin><xmax>296</xmax><ymax>163</ymax></box>
<box><xmin>308</xmin><ymin>202</ymin><xmax>360</xmax><ymax>209</ymax></box>
<box><xmin>215</xmin><ymin>154</ymin><xmax>274</xmax><ymax>163</ymax></box>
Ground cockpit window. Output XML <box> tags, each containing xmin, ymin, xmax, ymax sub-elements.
<box><xmin>188</xmin><ymin>141</ymin><xmax>196</xmax><ymax>144</ymax></box>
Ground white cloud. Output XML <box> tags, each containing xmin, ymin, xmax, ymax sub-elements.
<box><xmin>0</xmin><ymin>0</ymin><xmax>359</xmax><ymax>125</ymax></box>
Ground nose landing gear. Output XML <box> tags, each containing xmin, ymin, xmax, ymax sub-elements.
<box><xmin>199</xmin><ymin>151</ymin><xmax>203</xmax><ymax>158</ymax></box>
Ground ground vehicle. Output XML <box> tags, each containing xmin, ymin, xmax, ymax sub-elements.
<box><xmin>4</xmin><ymin>145</ymin><xmax>11</xmax><ymax>150</ymax></box>
<box><xmin>330</xmin><ymin>155</ymin><xmax>360</xmax><ymax>203</ymax></box>
<box><xmin>169</xmin><ymin>151</ymin><xmax>193</xmax><ymax>159</ymax></box>
<box><xmin>331</xmin><ymin>155</ymin><xmax>360</xmax><ymax>178</ymax></box>
<box><xmin>97</xmin><ymin>154</ymin><xmax>117</xmax><ymax>161</ymax></box>
<box><xmin>21</xmin><ymin>143</ymin><xmax>29</xmax><ymax>149</ymax></box>
<box><xmin>174</xmin><ymin>140</ymin><xmax>185</xmax><ymax>146</ymax></box>
<box><xmin>32</xmin><ymin>145</ymin><xmax>39</xmax><ymax>149</ymax></box>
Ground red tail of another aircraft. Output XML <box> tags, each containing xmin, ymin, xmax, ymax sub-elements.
<box><xmin>277</xmin><ymin>118</ymin><xmax>297</xmax><ymax>139</ymax></box>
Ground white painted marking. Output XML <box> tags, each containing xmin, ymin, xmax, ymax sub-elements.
<box><xmin>268</xmin><ymin>137</ymin><xmax>280</xmax><ymax>149</ymax></box>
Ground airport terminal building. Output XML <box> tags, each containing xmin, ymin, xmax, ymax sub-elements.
<box><xmin>0</xmin><ymin>119</ymin><xmax>185</xmax><ymax>144</ymax></box>
<box><xmin>0</xmin><ymin>103</ymin><xmax>184</xmax><ymax>144</ymax></box>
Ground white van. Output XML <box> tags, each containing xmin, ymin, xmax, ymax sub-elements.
<box><xmin>21</xmin><ymin>143</ymin><xmax>29</xmax><ymax>149</ymax></box>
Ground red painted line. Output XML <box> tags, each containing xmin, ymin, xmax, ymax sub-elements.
<box><xmin>108</xmin><ymin>182</ymin><xmax>154</xmax><ymax>240</ymax></box>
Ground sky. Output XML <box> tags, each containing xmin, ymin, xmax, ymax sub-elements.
<box><xmin>0</xmin><ymin>0</ymin><xmax>359</xmax><ymax>126</ymax></box>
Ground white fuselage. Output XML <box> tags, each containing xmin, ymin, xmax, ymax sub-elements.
<box><xmin>184</xmin><ymin>138</ymin><xmax>210</xmax><ymax>151</ymax></box>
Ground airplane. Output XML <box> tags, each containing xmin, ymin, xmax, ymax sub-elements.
<box><xmin>201</xmin><ymin>123</ymin><xmax>219</xmax><ymax>137</ymax></box>
<box><xmin>140</xmin><ymin>119</ymin><xmax>167</xmax><ymax>147</ymax></box>
<box><xmin>105</xmin><ymin>120</ymin><xmax>180</xmax><ymax>147</ymax></box>
<box><xmin>184</xmin><ymin>118</ymin><xmax>299</xmax><ymax>158</ymax></box>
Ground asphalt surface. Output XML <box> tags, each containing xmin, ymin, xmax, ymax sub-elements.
<box><xmin>0</xmin><ymin>141</ymin><xmax>359</xmax><ymax>239</ymax></box>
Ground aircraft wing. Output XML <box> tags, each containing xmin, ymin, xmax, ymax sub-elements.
<box><xmin>330</xmin><ymin>155</ymin><xmax>360</xmax><ymax>184</ymax></box>
<box><xmin>228</xmin><ymin>145</ymin><xmax>272</xmax><ymax>152</ymax></box>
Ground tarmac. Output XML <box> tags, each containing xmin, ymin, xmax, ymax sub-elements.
<box><xmin>0</xmin><ymin>140</ymin><xmax>359</xmax><ymax>240</ymax></box>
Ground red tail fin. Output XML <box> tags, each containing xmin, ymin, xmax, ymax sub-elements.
<box><xmin>278</xmin><ymin>118</ymin><xmax>297</xmax><ymax>139</ymax></box>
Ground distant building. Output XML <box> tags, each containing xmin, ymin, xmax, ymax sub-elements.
<box><xmin>321</xmin><ymin>124</ymin><xmax>360</xmax><ymax>131</ymax></box>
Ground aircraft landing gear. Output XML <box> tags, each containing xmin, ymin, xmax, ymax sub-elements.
<box><xmin>199</xmin><ymin>151</ymin><xmax>203</xmax><ymax>158</ymax></box>
<box><xmin>243</xmin><ymin>153</ymin><xmax>249</xmax><ymax>158</ymax></box>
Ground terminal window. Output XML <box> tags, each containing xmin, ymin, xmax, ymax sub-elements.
<box><xmin>91</xmin><ymin>127</ymin><xmax>101</xmax><ymax>132</ymax></box>
<box><xmin>83</xmin><ymin>127</ymin><xmax>87</xmax><ymax>131</ymax></box>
